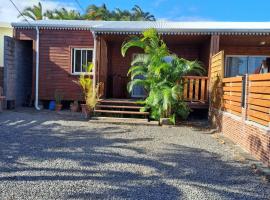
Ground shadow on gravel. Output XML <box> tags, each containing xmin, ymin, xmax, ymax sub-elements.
<box><xmin>0</xmin><ymin>112</ymin><xmax>269</xmax><ymax>199</ymax></box>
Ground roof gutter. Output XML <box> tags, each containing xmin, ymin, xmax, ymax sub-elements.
<box><xmin>35</xmin><ymin>26</ymin><xmax>40</xmax><ymax>110</ymax></box>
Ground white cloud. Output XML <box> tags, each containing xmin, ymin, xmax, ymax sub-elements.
<box><xmin>0</xmin><ymin>0</ymin><xmax>77</xmax><ymax>23</ymax></box>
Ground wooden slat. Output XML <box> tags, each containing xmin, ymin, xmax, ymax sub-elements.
<box><xmin>183</xmin><ymin>79</ymin><xmax>188</xmax><ymax>100</ymax></box>
<box><xmin>223</xmin><ymin>86</ymin><xmax>242</xmax><ymax>92</ymax></box>
<box><xmin>223</xmin><ymin>95</ymin><xmax>241</xmax><ymax>102</ymax></box>
<box><xmin>248</xmin><ymin>97</ymin><xmax>270</xmax><ymax>107</ymax></box>
<box><xmin>195</xmin><ymin>79</ymin><xmax>199</xmax><ymax>100</ymax></box>
<box><xmin>200</xmin><ymin>79</ymin><xmax>206</xmax><ymax>101</ymax></box>
<box><xmin>249</xmin><ymin>105</ymin><xmax>269</xmax><ymax>113</ymax></box>
<box><xmin>95</xmin><ymin>105</ymin><xmax>142</xmax><ymax>109</ymax></box>
<box><xmin>249</xmin><ymin>73</ymin><xmax>270</xmax><ymax>81</ymax></box>
<box><xmin>224</xmin><ymin>92</ymin><xmax>242</xmax><ymax>97</ymax></box>
<box><xmin>223</xmin><ymin>77</ymin><xmax>242</xmax><ymax>83</ymax></box>
<box><xmin>182</xmin><ymin>76</ymin><xmax>208</xmax><ymax>80</ymax></box>
<box><xmin>94</xmin><ymin>110</ymin><xmax>149</xmax><ymax>115</ymax></box>
<box><xmin>250</xmin><ymin>81</ymin><xmax>270</xmax><ymax>87</ymax></box>
<box><xmin>248</xmin><ymin>109</ymin><xmax>270</xmax><ymax>121</ymax></box>
<box><xmin>249</xmin><ymin>93</ymin><xmax>270</xmax><ymax>100</ymax></box>
<box><xmin>224</xmin><ymin>82</ymin><xmax>242</xmax><ymax>87</ymax></box>
<box><xmin>249</xmin><ymin>86</ymin><xmax>270</xmax><ymax>94</ymax></box>
<box><xmin>248</xmin><ymin>115</ymin><xmax>269</xmax><ymax>127</ymax></box>
<box><xmin>224</xmin><ymin>103</ymin><xmax>242</xmax><ymax>113</ymax></box>
<box><xmin>223</xmin><ymin>100</ymin><xmax>241</xmax><ymax>107</ymax></box>
<box><xmin>189</xmin><ymin>79</ymin><xmax>193</xmax><ymax>100</ymax></box>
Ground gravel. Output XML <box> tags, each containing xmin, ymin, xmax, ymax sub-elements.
<box><xmin>0</xmin><ymin>108</ymin><xmax>269</xmax><ymax>200</ymax></box>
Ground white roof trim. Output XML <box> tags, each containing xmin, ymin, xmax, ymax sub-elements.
<box><xmin>12</xmin><ymin>20</ymin><xmax>270</xmax><ymax>34</ymax></box>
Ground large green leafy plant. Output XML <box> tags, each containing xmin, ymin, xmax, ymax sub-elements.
<box><xmin>121</xmin><ymin>29</ymin><xmax>204</xmax><ymax>123</ymax></box>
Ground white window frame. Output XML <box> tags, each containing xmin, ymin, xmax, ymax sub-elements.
<box><xmin>71</xmin><ymin>48</ymin><xmax>94</xmax><ymax>75</ymax></box>
<box><xmin>225</xmin><ymin>55</ymin><xmax>270</xmax><ymax>77</ymax></box>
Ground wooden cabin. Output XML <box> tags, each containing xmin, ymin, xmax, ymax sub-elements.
<box><xmin>3</xmin><ymin>20</ymin><xmax>270</xmax><ymax>165</ymax></box>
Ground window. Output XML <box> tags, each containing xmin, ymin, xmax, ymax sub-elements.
<box><xmin>225</xmin><ymin>56</ymin><xmax>270</xmax><ymax>77</ymax></box>
<box><xmin>71</xmin><ymin>48</ymin><xmax>93</xmax><ymax>74</ymax></box>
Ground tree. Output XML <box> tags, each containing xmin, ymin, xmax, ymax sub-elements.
<box><xmin>84</xmin><ymin>4</ymin><xmax>110</xmax><ymax>20</ymax></box>
<box><xmin>47</xmin><ymin>8</ymin><xmax>81</xmax><ymax>20</ymax></box>
<box><xmin>121</xmin><ymin>29</ymin><xmax>204</xmax><ymax>123</ymax></box>
<box><xmin>19</xmin><ymin>3</ymin><xmax>156</xmax><ymax>21</ymax></box>
<box><xmin>131</xmin><ymin>5</ymin><xmax>155</xmax><ymax>21</ymax></box>
<box><xmin>19</xmin><ymin>2</ymin><xmax>43</xmax><ymax>20</ymax></box>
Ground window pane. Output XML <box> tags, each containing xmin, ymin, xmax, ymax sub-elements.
<box><xmin>75</xmin><ymin>50</ymin><xmax>81</xmax><ymax>73</ymax></box>
<box><xmin>82</xmin><ymin>50</ymin><xmax>87</xmax><ymax>72</ymax></box>
<box><xmin>248</xmin><ymin>57</ymin><xmax>270</xmax><ymax>74</ymax></box>
<box><xmin>87</xmin><ymin>50</ymin><xmax>93</xmax><ymax>65</ymax></box>
<box><xmin>226</xmin><ymin>57</ymin><xmax>248</xmax><ymax>77</ymax></box>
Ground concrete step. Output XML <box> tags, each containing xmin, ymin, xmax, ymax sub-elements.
<box><xmin>95</xmin><ymin>105</ymin><xmax>143</xmax><ymax>109</ymax></box>
<box><xmin>90</xmin><ymin>117</ymin><xmax>158</xmax><ymax>126</ymax></box>
<box><xmin>94</xmin><ymin>109</ymin><xmax>149</xmax><ymax>115</ymax></box>
<box><xmin>98</xmin><ymin>99</ymin><xmax>142</xmax><ymax>105</ymax></box>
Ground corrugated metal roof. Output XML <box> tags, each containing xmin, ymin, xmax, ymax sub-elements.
<box><xmin>11</xmin><ymin>20</ymin><xmax>270</xmax><ymax>34</ymax></box>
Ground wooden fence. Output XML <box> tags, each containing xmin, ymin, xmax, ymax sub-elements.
<box><xmin>183</xmin><ymin>76</ymin><xmax>208</xmax><ymax>103</ymax></box>
<box><xmin>222</xmin><ymin>77</ymin><xmax>243</xmax><ymax>116</ymax></box>
<box><xmin>247</xmin><ymin>74</ymin><xmax>270</xmax><ymax>126</ymax></box>
<box><xmin>222</xmin><ymin>73</ymin><xmax>270</xmax><ymax>127</ymax></box>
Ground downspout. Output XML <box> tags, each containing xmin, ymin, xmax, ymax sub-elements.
<box><xmin>35</xmin><ymin>26</ymin><xmax>40</xmax><ymax>110</ymax></box>
<box><xmin>91</xmin><ymin>30</ymin><xmax>97</xmax><ymax>88</ymax></box>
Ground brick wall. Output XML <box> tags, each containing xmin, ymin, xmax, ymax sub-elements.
<box><xmin>222</xmin><ymin>113</ymin><xmax>270</xmax><ymax>167</ymax></box>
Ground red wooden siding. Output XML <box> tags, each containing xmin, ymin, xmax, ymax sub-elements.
<box><xmin>15</xmin><ymin>29</ymin><xmax>94</xmax><ymax>101</ymax></box>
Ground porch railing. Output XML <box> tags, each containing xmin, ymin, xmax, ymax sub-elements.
<box><xmin>182</xmin><ymin>76</ymin><xmax>209</xmax><ymax>103</ymax></box>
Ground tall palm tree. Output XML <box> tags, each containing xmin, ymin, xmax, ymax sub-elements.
<box><xmin>84</xmin><ymin>4</ymin><xmax>110</xmax><ymax>20</ymax></box>
<box><xmin>49</xmin><ymin>8</ymin><xmax>81</xmax><ymax>20</ymax></box>
<box><xmin>19</xmin><ymin>2</ymin><xmax>43</xmax><ymax>20</ymax></box>
<box><xmin>131</xmin><ymin>5</ymin><xmax>155</xmax><ymax>21</ymax></box>
<box><xmin>111</xmin><ymin>8</ymin><xmax>132</xmax><ymax>21</ymax></box>
<box><xmin>121</xmin><ymin>29</ymin><xmax>203</xmax><ymax>122</ymax></box>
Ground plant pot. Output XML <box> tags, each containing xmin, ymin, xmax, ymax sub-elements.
<box><xmin>159</xmin><ymin>118</ymin><xmax>172</xmax><ymax>126</ymax></box>
<box><xmin>81</xmin><ymin>104</ymin><xmax>93</xmax><ymax>119</ymax></box>
<box><xmin>70</xmin><ymin>104</ymin><xmax>79</xmax><ymax>112</ymax></box>
<box><xmin>55</xmin><ymin>104</ymin><xmax>63</xmax><ymax>112</ymax></box>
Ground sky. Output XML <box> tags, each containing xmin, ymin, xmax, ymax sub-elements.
<box><xmin>1</xmin><ymin>0</ymin><xmax>270</xmax><ymax>23</ymax></box>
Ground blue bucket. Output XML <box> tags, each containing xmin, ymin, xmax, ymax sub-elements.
<box><xmin>49</xmin><ymin>101</ymin><xmax>56</xmax><ymax>110</ymax></box>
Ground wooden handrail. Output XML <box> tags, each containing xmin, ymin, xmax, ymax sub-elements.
<box><xmin>182</xmin><ymin>76</ymin><xmax>209</xmax><ymax>103</ymax></box>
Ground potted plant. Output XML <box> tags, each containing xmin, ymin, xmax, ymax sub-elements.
<box><xmin>75</xmin><ymin>63</ymin><xmax>104</xmax><ymax>118</ymax></box>
<box><xmin>70</xmin><ymin>100</ymin><xmax>79</xmax><ymax>112</ymax></box>
<box><xmin>54</xmin><ymin>89</ymin><xmax>64</xmax><ymax>111</ymax></box>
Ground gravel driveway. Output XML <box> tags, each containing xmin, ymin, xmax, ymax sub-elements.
<box><xmin>0</xmin><ymin>109</ymin><xmax>269</xmax><ymax>200</ymax></box>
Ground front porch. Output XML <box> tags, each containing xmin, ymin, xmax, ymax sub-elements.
<box><xmin>94</xmin><ymin>34</ymin><xmax>211</xmax><ymax>115</ymax></box>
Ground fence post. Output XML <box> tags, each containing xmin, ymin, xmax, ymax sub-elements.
<box><xmin>243</xmin><ymin>74</ymin><xmax>249</xmax><ymax>121</ymax></box>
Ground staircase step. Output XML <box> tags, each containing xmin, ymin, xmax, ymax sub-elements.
<box><xmin>94</xmin><ymin>109</ymin><xmax>149</xmax><ymax>115</ymax></box>
<box><xmin>98</xmin><ymin>99</ymin><xmax>142</xmax><ymax>105</ymax></box>
<box><xmin>96</xmin><ymin>105</ymin><xmax>143</xmax><ymax>109</ymax></box>
<box><xmin>90</xmin><ymin>117</ymin><xmax>158</xmax><ymax>126</ymax></box>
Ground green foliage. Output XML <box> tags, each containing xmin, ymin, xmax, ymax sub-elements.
<box><xmin>19</xmin><ymin>2</ymin><xmax>43</xmax><ymax>20</ymax></box>
<box><xmin>19</xmin><ymin>3</ymin><xmax>155</xmax><ymax>21</ymax></box>
<box><xmin>78</xmin><ymin>64</ymin><xmax>93</xmax><ymax>102</ymax></box>
<box><xmin>54</xmin><ymin>89</ymin><xmax>64</xmax><ymax>105</ymax></box>
<box><xmin>75</xmin><ymin>63</ymin><xmax>103</xmax><ymax>110</ymax></box>
<box><xmin>121</xmin><ymin>29</ymin><xmax>204</xmax><ymax>121</ymax></box>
